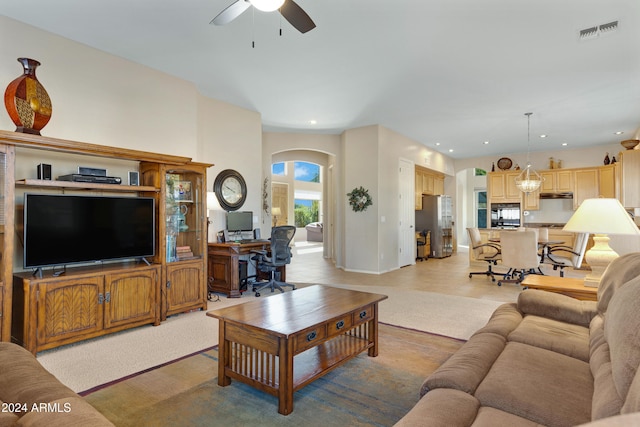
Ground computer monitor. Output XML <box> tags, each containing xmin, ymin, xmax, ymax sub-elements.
<box><xmin>226</xmin><ymin>211</ymin><xmax>253</xmax><ymax>232</ymax></box>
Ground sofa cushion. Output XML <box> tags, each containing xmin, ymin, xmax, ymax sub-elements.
<box><xmin>518</xmin><ymin>289</ymin><xmax>596</xmax><ymax>327</ymax></box>
<box><xmin>0</xmin><ymin>344</ymin><xmax>78</xmax><ymax>412</ymax></box>
<box><xmin>421</xmin><ymin>332</ymin><xmax>506</xmax><ymax>396</ymax></box>
<box><xmin>472</xmin><ymin>406</ymin><xmax>545</xmax><ymax>427</ymax></box>
<box><xmin>16</xmin><ymin>397</ymin><xmax>112</xmax><ymax>427</ymax></box>
<box><xmin>474</xmin><ymin>341</ymin><xmax>592</xmax><ymax>426</ymax></box>
<box><xmin>394</xmin><ymin>388</ymin><xmax>480</xmax><ymax>427</ymax></box>
<box><xmin>605</xmin><ymin>274</ymin><xmax>640</xmax><ymax>405</ymax></box>
<box><xmin>0</xmin><ymin>400</ymin><xmax>19</xmax><ymax>427</ymax></box>
<box><xmin>508</xmin><ymin>315</ymin><xmax>590</xmax><ymax>361</ymax></box>
<box><xmin>471</xmin><ymin>303</ymin><xmax>522</xmax><ymax>339</ymax></box>
<box><xmin>597</xmin><ymin>253</ymin><xmax>640</xmax><ymax>314</ymax></box>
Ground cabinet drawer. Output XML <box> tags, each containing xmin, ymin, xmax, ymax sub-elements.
<box><xmin>353</xmin><ymin>304</ymin><xmax>374</xmax><ymax>325</ymax></box>
<box><xmin>294</xmin><ymin>325</ymin><xmax>327</xmax><ymax>353</ymax></box>
<box><xmin>327</xmin><ymin>314</ymin><xmax>353</xmax><ymax>337</ymax></box>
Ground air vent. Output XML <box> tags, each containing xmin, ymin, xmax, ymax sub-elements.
<box><xmin>579</xmin><ymin>20</ymin><xmax>619</xmax><ymax>41</ymax></box>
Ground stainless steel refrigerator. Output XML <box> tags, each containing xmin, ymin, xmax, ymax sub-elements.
<box><xmin>420</xmin><ymin>195</ymin><xmax>453</xmax><ymax>258</ymax></box>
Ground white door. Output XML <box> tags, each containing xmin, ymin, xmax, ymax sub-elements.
<box><xmin>399</xmin><ymin>159</ymin><xmax>415</xmax><ymax>267</ymax></box>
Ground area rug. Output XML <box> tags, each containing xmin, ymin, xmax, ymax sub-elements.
<box><xmin>83</xmin><ymin>324</ymin><xmax>464</xmax><ymax>427</ymax></box>
<box><xmin>37</xmin><ymin>284</ymin><xmax>500</xmax><ymax>393</ymax></box>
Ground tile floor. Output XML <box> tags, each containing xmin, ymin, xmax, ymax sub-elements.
<box><xmin>286</xmin><ymin>242</ymin><xmax>588</xmax><ymax>304</ymax></box>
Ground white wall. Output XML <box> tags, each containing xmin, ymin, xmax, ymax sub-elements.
<box><xmin>1</xmin><ymin>16</ymin><xmax>264</xmax><ymax>242</ymax></box>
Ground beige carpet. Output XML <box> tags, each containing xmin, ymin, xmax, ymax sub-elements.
<box><xmin>36</xmin><ymin>284</ymin><xmax>504</xmax><ymax>393</ymax></box>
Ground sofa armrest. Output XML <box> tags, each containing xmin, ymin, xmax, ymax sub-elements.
<box><xmin>517</xmin><ymin>289</ymin><xmax>596</xmax><ymax>327</ymax></box>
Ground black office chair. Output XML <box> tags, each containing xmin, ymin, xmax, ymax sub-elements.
<box><xmin>416</xmin><ymin>229</ymin><xmax>428</xmax><ymax>261</ymax></box>
<box><xmin>251</xmin><ymin>225</ymin><xmax>296</xmax><ymax>297</ymax></box>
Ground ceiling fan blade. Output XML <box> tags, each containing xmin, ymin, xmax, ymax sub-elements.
<box><xmin>280</xmin><ymin>0</ymin><xmax>316</xmax><ymax>33</ymax></box>
<box><xmin>210</xmin><ymin>0</ymin><xmax>251</xmax><ymax>26</ymax></box>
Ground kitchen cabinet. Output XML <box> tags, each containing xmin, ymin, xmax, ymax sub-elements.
<box><xmin>598</xmin><ymin>164</ymin><xmax>618</xmax><ymax>199</ymax></box>
<box><xmin>620</xmin><ymin>149</ymin><xmax>640</xmax><ymax>208</ymax></box>
<box><xmin>415</xmin><ymin>166</ymin><xmax>445</xmax><ymax>209</ymax></box>
<box><xmin>488</xmin><ymin>171</ymin><xmax>521</xmax><ymax>204</ymax></box>
<box><xmin>540</xmin><ymin>170</ymin><xmax>573</xmax><ymax>193</ymax></box>
<box><xmin>573</xmin><ymin>168</ymin><xmax>599</xmax><ymax>210</ymax></box>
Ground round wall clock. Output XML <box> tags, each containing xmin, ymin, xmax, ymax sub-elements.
<box><xmin>213</xmin><ymin>169</ymin><xmax>247</xmax><ymax>211</ymax></box>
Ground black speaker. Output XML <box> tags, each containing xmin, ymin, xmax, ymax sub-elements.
<box><xmin>37</xmin><ymin>163</ymin><xmax>51</xmax><ymax>180</ymax></box>
<box><xmin>128</xmin><ymin>171</ymin><xmax>139</xmax><ymax>186</ymax></box>
<box><xmin>253</xmin><ymin>228</ymin><xmax>261</xmax><ymax>239</ymax></box>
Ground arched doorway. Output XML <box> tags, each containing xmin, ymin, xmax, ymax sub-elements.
<box><xmin>270</xmin><ymin>149</ymin><xmax>335</xmax><ymax>262</ymax></box>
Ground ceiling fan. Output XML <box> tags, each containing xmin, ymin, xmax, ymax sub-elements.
<box><xmin>210</xmin><ymin>0</ymin><xmax>316</xmax><ymax>33</ymax></box>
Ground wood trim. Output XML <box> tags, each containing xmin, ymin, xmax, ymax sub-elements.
<box><xmin>0</xmin><ymin>130</ymin><xmax>193</xmax><ymax>165</ymax></box>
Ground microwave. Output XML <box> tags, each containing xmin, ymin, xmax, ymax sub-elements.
<box><xmin>490</xmin><ymin>203</ymin><xmax>521</xmax><ymax>228</ymax></box>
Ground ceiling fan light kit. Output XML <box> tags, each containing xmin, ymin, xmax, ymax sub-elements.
<box><xmin>211</xmin><ymin>0</ymin><xmax>316</xmax><ymax>34</ymax></box>
<box><xmin>250</xmin><ymin>0</ymin><xmax>284</xmax><ymax>12</ymax></box>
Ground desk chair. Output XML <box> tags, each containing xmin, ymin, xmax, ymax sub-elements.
<box><xmin>467</xmin><ymin>228</ymin><xmax>501</xmax><ymax>282</ymax></box>
<box><xmin>251</xmin><ymin>225</ymin><xmax>296</xmax><ymax>297</ymax></box>
<box><xmin>498</xmin><ymin>230</ymin><xmax>542</xmax><ymax>286</ymax></box>
<box><xmin>543</xmin><ymin>232</ymin><xmax>589</xmax><ymax>277</ymax></box>
<box><xmin>416</xmin><ymin>230</ymin><xmax>429</xmax><ymax>261</ymax></box>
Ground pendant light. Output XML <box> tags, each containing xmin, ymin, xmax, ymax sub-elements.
<box><xmin>515</xmin><ymin>112</ymin><xmax>543</xmax><ymax>193</ymax></box>
<box><xmin>250</xmin><ymin>0</ymin><xmax>285</xmax><ymax>12</ymax></box>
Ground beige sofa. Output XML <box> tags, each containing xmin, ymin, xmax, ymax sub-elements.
<box><xmin>395</xmin><ymin>252</ymin><xmax>640</xmax><ymax>427</ymax></box>
<box><xmin>0</xmin><ymin>342</ymin><xmax>113</xmax><ymax>427</ymax></box>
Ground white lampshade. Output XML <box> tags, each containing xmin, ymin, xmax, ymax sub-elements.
<box><xmin>272</xmin><ymin>207</ymin><xmax>282</xmax><ymax>216</ymax></box>
<box><xmin>250</xmin><ymin>0</ymin><xmax>284</xmax><ymax>12</ymax></box>
<box><xmin>563</xmin><ymin>198</ymin><xmax>640</xmax><ymax>287</ymax></box>
<box><xmin>563</xmin><ymin>198</ymin><xmax>639</xmax><ymax>235</ymax></box>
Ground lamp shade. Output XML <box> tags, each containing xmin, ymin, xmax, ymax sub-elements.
<box><xmin>207</xmin><ymin>191</ymin><xmax>221</xmax><ymax>211</ymax></box>
<box><xmin>272</xmin><ymin>207</ymin><xmax>282</xmax><ymax>216</ymax></box>
<box><xmin>250</xmin><ymin>0</ymin><xmax>284</xmax><ymax>12</ymax></box>
<box><xmin>563</xmin><ymin>198</ymin><xmax>640</xmax><ymax>235</ymax></box>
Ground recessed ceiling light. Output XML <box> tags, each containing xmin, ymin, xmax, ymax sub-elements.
<box><xmin>448</xmin><ymin>149</ymin><xmax>454</xmax><ymax>153</ymax></box>
<box><xmin>483</xmin><ymin>141</ymin><xmax>489</xmax><ymax>145</ymax></box>
<box><xmin>539</xmin><ymin>134</ymin><xmax>547</xmax><ymax>138</ymax></box>
<box><xmin>435</xmin><ymin>142</ymin><xmax>441</xmax><ymax>146</ymax></box>
<box><xmin>562</xmin><ymin>142</ymin><xmax>568</xmax><ymax>146</ymax></box>
<box><xmin>615</xmin><ymin>131</ymin><xmax>624</xmax><ymax>135</ymax></box>
<box><xmin>309</xmin><ymin>120</ymin><xmax>317</xmax><ymax>125</ymax></box>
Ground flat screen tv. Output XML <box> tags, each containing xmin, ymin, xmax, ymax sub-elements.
<box><xmin>226</xmin><ymin>211</ymin><xmax>253</xmax><ymax>232</ymax></box>
<box><xmin>23</xmin><ymin>194</ymin><xmax>155</xmax><ymax>269</ymax></box>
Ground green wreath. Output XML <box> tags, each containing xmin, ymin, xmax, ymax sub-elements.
<box><xmin>347</xmin><ymin>186</ymin><xmax>373</xmax><ymax>212</ymax></box>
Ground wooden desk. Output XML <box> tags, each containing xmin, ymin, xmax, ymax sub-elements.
<box><xmin>207</xmin><ymin>285</ymin><xmax>388</xmax><ymax>415</ymax></box>
<box><xmin>521</xmin><ymin>275</ymin><xmax>597</xmax><ymax>301</ymax></box>
<box><xmin>207</xmin><ymin>241</ymin><xmax>286</xmax><ymax>298</ymax></box>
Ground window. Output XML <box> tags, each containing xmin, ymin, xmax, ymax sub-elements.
<box><xmin>294</xmin><ymin>161</ymin><xmax>320</xmax><ymax>183</ymax></box>
<box><xmin>476</xmin><ymin>190</ymin><xmax>487</xmax><ymax>228</ymax></box>
<box><xmin>272</xmin><ymin>162</ymin><xmax>285</xmax><ymax>176</ymax></box>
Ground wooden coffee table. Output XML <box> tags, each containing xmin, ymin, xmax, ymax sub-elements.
<box><xmin>521</xmin><ymin>275</ymin><xmax>598</xmax><ymax>301</ymax></box>
<box><xmin>206</xmin><ymin>285</ymin><xmax>388</xmax><ymax>415</ymax></box>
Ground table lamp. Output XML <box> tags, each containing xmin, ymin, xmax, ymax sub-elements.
<box><xmin>563</xmin><ymin>198</ymin><xmax>640</xmax><ymax>287</ymax></box>
<box><xmin>207</xmin><ymin>191</ymin><xmax>222</xmax><ymax>242</ymax></box>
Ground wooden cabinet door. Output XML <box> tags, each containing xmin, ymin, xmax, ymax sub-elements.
<box><xmin>488</xmin><ymin>173</ymin><xmax>506</xmax><ymax>201</ymax></box>
<box><xmin>37</xmin><ymin>277</ymin><xmax>104</xmax><ymax>348</ymax></box>
<box><xmin>621</xmin><ymin>150</ymin><xmax>640</xmax><ymax>208</ymax></box>
<box><xmin>540</xmin><ymin>171</ymin><xmax>555</xmax><ymax>192</ymax></box>
<box><xmin>434</xmin><ymin>176</ymin><xmax>444</xmax><ymax>195</ymax></box>
<box><xmin>422</xmin><ymin>173</ymin><xmax>434</xmax><ymax>195</ymax></box>
<box><xmin>556</xmin><ymin>170</ymin><xmax>573</xmax><ymax>192</ymax></box>
<box><xmin>523</xmin><ymin>189</ymin><xmax>540</xmax><ymax>210</ymax></box>
<box><xmin>505</xmin><ymin>172</ymin><xmax>522</xmax><ymax>201</ymax></box>
<box><xmin>573</xmin><ymin>169</ymin><xmax>599</xmax><ymax>209</ymax></box>
<box><xmin>164</xmin><ymin>260</ymin><xmax>206</xmax><ymax>318</ymax></box>
<box><xmin>598</xmin><ymin>164</ymin><xmax>617</xmax><ymax>199</ymax></box>
<box><xmin>103</xmin><ymin>268</ymin><xmax>159</xmax><ymax>329</ymax></box>
<box><xmin>415</xmin><ymin>172</ymin><xmax>423</xmax><ymax>209</ymax></box>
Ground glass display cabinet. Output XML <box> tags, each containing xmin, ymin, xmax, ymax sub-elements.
<box><xmin>140</xmin><ymin>162</ymin><xmax>211</xmax><ymax>320</ymax></box>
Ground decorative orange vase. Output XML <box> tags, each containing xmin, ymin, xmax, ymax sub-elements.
<box><xmin>4</xmin><ymin>58</ymin><xmax>52</xmax><ymax>135</ymax></box>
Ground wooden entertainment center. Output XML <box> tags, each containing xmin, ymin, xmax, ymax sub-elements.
<box><xmin>0</xmin><ymin>130</ymin><xmax>212</xmax><ymax>353</ymax></box>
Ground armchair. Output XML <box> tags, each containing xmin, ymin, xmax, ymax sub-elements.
<box><xmin>467</xmin><ymin>228</ymin><xmax>501</xmax><ymax>282</ymax></box>
<box><xmin>543</xmin><ymin>232</ymin><xmax>589</xmax><ymax>277</ymax></box>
